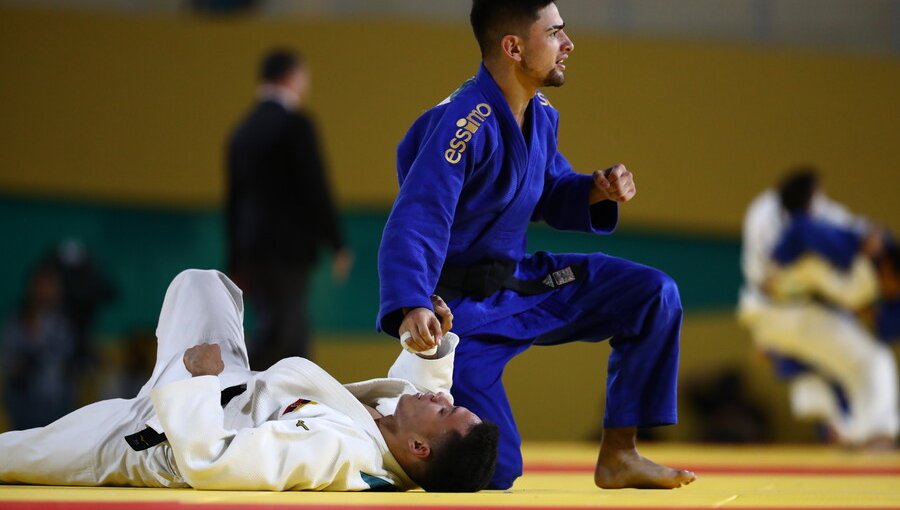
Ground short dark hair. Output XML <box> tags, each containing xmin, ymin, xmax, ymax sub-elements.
<box><xmin>778</xmin><ymin>166</ymin><xmax>820</xmax><ymax>215</ymax></box>
<box><xmin>470</xmin><ymin>0</ymin><xmax>554</xmax><ymax>57</ymax></box>
<box><xmin>259</xmin><ymin>48</ymin><xmax>304</xmax><ymax>83</ymax></box>
<box><xmin>416</xmin><ymin>421</ymin><xmax>500</xmax><ymax>492</ymax></box>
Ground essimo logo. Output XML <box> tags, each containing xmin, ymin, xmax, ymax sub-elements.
<box><xmin>444</xmin><ymin>103</ymin><xmax>492</xmax><ymax>164</ymax></box>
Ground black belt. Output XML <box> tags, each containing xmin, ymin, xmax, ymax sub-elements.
<box><xmin>124</xmin><ymin>383</ymin><xmax>247</xmax><ymax>452</ymax></box>
<box><xmin>436</xmin><ymin>260</ymin><xmax>582</xmax><ymax>301</ymax></box>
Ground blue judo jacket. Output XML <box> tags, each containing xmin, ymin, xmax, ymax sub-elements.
<box><xmin>377</xmin><ymin>65</ymin><xmax>619</xmax><ymax>337</ymax></box>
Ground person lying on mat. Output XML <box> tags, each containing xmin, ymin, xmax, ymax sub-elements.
<box><xmin>0</xmin><ymin>269</ymin><xmax>499</xmax><ymax>492</ymax></box>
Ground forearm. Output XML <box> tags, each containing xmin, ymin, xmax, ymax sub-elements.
<box><xmin>377</xmin><ymin>192</ymin><xmax>459</xmax><ymax>335</ymax></box>
<box><xmin>539</xmin><ymin>173</ymin><xmax>618</xmax><ymax>233</ymax></box>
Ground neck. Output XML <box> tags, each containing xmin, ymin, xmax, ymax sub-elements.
<box><xmin>258</xmin><ymin>83</ymin><xmax>300</xmax><ymax>111</ymax></box>
<box><xmin>376</xmin><ymin>416</ymin><xmax>411</xmax><ymax>471</ymax></box>
<box><xmin>483</xmin><ymin>58</ymin><xmax>536</xmax><ymax>129</ymax></box>
<box><xmin>375</xmin><ymin>415</ymin><xmax>399</xmax><ymax>450</ymax></box>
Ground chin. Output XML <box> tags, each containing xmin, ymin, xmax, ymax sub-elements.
<box><xmin>543</xmin><ymin>71</ymin><xmax>566</xmax><ymax>87</ymax></box>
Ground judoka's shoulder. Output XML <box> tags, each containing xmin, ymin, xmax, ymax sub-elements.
<box><xmin>424</xmin><ymin>85</ymin><xmax>496</xmax><ymax>132</ymax></box>
<box><xmin>745</xmin><ymin>190</ymin><xmax>779</xmax><ymax>218</ymax></box>
<box><xmin>403</xmin><ymin>90</ymin><xmax>495</xmax><ymax>154</ymax></box>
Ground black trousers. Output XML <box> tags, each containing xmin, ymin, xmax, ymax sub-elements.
<box><xmin>237</xmin><ymin>264</ymin><xmax>311</xmax><ymax>370</ymax></box>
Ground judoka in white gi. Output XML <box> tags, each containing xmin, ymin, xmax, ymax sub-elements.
<box><xmin>0</xmin><ymin>270</ymin><xmax>500</xmax><ymax>492</ymax></box>
<box><xmin>738</xmin><ymin>168</ymin><xmax>899</xmax><ymax>447</ymax></box>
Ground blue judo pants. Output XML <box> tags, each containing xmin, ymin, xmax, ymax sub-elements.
<box><xmin>449</xmin><ymin>252</ymin><xmax>682</xmax><ymax>490</ymax></box>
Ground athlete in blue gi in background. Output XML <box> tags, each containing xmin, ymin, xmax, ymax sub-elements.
<box><xmin>377</xmin><ymin>0</ymin><xmax>696</xmax><ymax>490</ymax></box>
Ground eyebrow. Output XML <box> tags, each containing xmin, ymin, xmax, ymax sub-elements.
<box><xmin>546</xmin><ymin>23</ymin><xmax>565</xmax><ymax>32</ymax></box>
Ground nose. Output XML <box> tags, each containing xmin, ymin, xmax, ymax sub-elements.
<box><xmin>432</xmin><ymin>392</ymin><xmax>451</xmax><ymax>405</ymax></box>
<box><xmin>561</xmin><ymin>30</ymin><xmax>574</xmax><ymax>52</ymax></box>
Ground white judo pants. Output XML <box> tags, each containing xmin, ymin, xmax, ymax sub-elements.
<box><xmin>747</xmin><ymin>302</ymin><xmax>899</xmax><ymax>445</ymax></box>
<box><xmin>0</xmin><ymin>269</ymin><xmax>252</xmax><ymax>486</ymax></box>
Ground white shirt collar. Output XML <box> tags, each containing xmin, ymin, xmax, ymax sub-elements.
<box><xmin>257</xmin><ymin>84</ymin><xmax>299</xmax><ymax>111</ymax></box>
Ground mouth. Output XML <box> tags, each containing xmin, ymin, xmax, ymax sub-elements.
<box><xmin>555</xmin><ymin>55</ymin><xmax>568</xmax><ymax>70</ymax></box>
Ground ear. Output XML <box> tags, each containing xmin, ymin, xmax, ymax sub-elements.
<box><xmin>500</xmin><ymin>34</ymin><xmax>523</xmax><ymax>62</ymax></box>
<box><xmin>408</xmin><ymin>437</ymin><xmax>432</xmax><ymax>460</ymax></box>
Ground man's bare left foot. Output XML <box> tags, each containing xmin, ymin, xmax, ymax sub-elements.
<box><xmin>594</xmin><ymin>446</ymin><xmax>696</xmax><ymax>489</ymax></box>
<box><xmin>594</xmin><ymin>427</ymin><xmax>695</xmax><ymax>489</ymax></box>
<box><xmin>861</xmin><ymin>436</ymin><xmax>897</xmax><ymax>452</ymax></box>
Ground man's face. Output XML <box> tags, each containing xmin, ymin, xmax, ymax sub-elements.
<box><xmin>284</xmin><ymin>67</ymin><xmax>310</xmax><ymax>103</ymax></box>
<box><xmin>394</xmin><ymin>392</ymin><xmax>481</xmax><ymax>446</ymax></box>
<box><xmin>520</xmin><ymin>3</ymin><xmax>574</xmax><ymax>88</ymax></box>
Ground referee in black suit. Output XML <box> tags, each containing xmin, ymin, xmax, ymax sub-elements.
<box><xmin>226</xmin><ymin>48</ymin><xmax>351</xmax><ymax>369</ymax></box>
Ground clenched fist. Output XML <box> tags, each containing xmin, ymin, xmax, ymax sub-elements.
<box><xmin>590</xmin><ymin>164</ymin><xmax>636</xmax><ymax>204</ymax></box>
<box><xmin>399</xmin><ymin>294</ymin><xmax>454</xmax><ymax>354</ymax></box>
<box><xmin>183</xmin><ymin>343</ymin><xmax>225</xmax><ymax>377</ymax></box>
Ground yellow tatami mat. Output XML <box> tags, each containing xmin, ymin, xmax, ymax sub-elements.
<box><xmin>2</xmin><ymin>442</ymin><xmax>898</xmax><ymax>509</ymax></box>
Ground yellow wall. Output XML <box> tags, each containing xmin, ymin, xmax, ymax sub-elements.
<box><xmin>1</xmin><ymin>7</ymin><xmax>899</xmax><ymax>233</ymax></box>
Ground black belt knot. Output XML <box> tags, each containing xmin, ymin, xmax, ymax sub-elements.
<box><xmin>124</xmin><ymin>383</ymin><xmax>247</xmax><ymax>452</ymax></box>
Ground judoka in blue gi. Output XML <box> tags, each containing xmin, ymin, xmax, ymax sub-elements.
<box><xmin>772</xmin><ymin>213</ymin><xmax>900</xmax><ymax>342</ymax></box>
<box><xmin>377</xmin><ymin>0</ymin><xmax>696</xmax><ymax>490</ymax></box>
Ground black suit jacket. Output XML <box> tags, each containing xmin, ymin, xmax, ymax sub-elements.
<box><xmin>226</xmin><ymin>100</ymin><xmax>344</xmax><ymax>273</ymax></box>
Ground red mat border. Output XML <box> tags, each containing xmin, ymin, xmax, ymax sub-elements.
<box><xmin>0</xmin><ymin>503</ymin><xmax>890</xmax><ymax>510</ymax></box>
<box><xmin>1</xmin><ymin>504</ymin><xmax>893</xmax><ymax>510</ymax></box>
<box><xmin>524</xmin><ymin>463</ymin><xmax>900</xmax><ymax>476</ymax></box>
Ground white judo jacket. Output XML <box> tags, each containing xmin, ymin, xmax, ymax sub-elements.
<box><xmin>1</xmin><ymin>268</ymin><xmax>461</xmax><ymax>491</ymax></box>
<box><xmin>149</xmin><ymin>334</ymin><xmax>458</xmax><ymax>491</ymax></box>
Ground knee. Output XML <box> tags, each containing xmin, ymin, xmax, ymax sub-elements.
<box><xmin>175</xmin><ymin>269</ymin><xmax>236</xmax><ymax>293</ymax></box>
<box><xmin>617</xmin><ymin>267</ymin><xmax>682</xmax><ymax>338</ymax></box>
<box><xmin>170</xmin><ymin>269</ymin><xmax>215</xmax><ymax>296</ymax></box>
<box><xmin>172</xmin><ymin>269</ymin><xmax>243</xmax><ymax>311</ymax></box>
<box><xmin>488</xmin><ymin>472</ymin><xmax>518</xmax><ymax>491</ymax></box>
<box><xmin>174</xmin><ymin>268</ymin><xmax>220</xmax><ymax>286</ymax></box>
<box><xmin>644</xmin><ymin>267</ymin><xmax>682</xmax><ymax>311</ymax></box>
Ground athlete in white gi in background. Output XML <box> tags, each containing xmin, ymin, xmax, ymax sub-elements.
<box><xmin>0</xmin><ymin>269</ymin><xmax>499</xmax><ymax>492</ymax></box>
<box><xmin>738</xmin><ymin>169</ymin><xmax>899</xmax><ymax>448</ymax></box>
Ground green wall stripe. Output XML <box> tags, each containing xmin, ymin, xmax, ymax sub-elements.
<box><xmin>0</xmin><ymin>195</ymin><xmax>741</xmax><ymax>338</ymax></box>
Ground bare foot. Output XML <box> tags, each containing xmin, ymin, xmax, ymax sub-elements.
<box><xmin>861</xmin><ymin>436</ymin><xmax>897</xmax><ymax>452</ymax></box>
<box><xmin>837</xmin><ymin>435</ymin><xmax>897</xmax><ymax>452</ymax></box>
<box><xmin>595</xmin><ymin>447</ymin><xmax>696</xmax><ymax>489</ymax></box>
<box><xmin>594</xmin><ymin>427</ymin><xmax>696</xmax><ymax>489</ymax></box>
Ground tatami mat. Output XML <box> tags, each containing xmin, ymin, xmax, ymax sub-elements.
<box><xmin>2</xmin><ymin>442</ymin><xmax>898</xmax><ymax>509</ymax></box>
